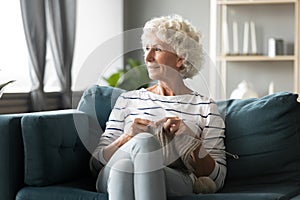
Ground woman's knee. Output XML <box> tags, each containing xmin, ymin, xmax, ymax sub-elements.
<box><xmin>96</xmin><ymin>159</ymin><xmax>133</xmax><ymax>192</ymax></box>
<box><xmin>107</xmin><ymin>159</ymin><xmax>134</xmax><ymax>197</ymax></box>
<box><xmin>130</xmin><ymin>132</ymin><xmax>161</xmax><ymax>152</ymax></box>
<box><xmin>111</xmin><ymin>158</ymin><xmax>134</xmax><ymax>173</ymax></box>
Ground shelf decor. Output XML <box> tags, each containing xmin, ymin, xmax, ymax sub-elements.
<box><xmin>242</xmin><ymin>21</ymin><xmax>249</xmax><ymax>55</ymax></box>
<box><xmin>268</xmin><ymin>38</ymin><xmax>284</xmax><ymax>57</ymax></box>
<box><xmin>250</xmin><ymin>21</ymin><xmax>257</xmax><ymax>55</ymax></box>
<box><xmin>211</xmin><ymin>0</ymin><xmax>299</xmax><ymax>99</ymax></box>
<box><xmin>232</xmin><ymin>21</ymin><xmax>239</xmax><ymax>55</ymax></box>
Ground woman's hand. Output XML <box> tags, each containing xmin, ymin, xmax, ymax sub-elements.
<box><xmin>104</xmin><ymin>118</ymin><xmax>155</xmax><ymax>162</ymax></box>
<box><xmin>127</xmin><ymin>118</ymin><xmax>155</xmax><ymax>137</ymax></box>
<box><xmin>156</xmin><ymin>117</ymin><xmax>214</xmax><ymax>177</ymax></box>
<box><xmin>156</xmin><ymin>116</ymin><xmax>198</xmax><ymax>139</ymax></box>
<box><xmin>115</xmin><ymin>118</ymin><xmax>155</xmax><ymax>147</ymax></box>
<box><xmin>155</xmin><ymin>116</ymin><xmax>180</xmax><ymax>137</ymax></box>
<box><xmin>163</xmin><ymin>117</ymin><xmax>181</xmax><ymax>135</ymax></box>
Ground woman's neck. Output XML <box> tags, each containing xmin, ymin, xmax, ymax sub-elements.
<box><xmin>147</xmin><ymin>80</ymin><xmax>192</xmax><ymax>96</ymax></box>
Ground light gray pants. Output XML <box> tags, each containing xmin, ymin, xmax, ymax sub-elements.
<box><xmin>96</xmin><ymin>133</ymin><xmax>194</xmax><ymax>200</ymax></box>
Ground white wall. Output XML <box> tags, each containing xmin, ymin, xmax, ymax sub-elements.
<box><xmin>72</xmin><ymin>0</ymin><xmax>216</xmax><ymax>97</ymax></box>
<box><xmin>123</xmin><ymin>0</ymin><xmax>214</xmax><ymax>97</ymax></box>
<box><xmin>72</xmin><ymin>0</ymin><xmax>123</xmax><ymax>91</ymax></box>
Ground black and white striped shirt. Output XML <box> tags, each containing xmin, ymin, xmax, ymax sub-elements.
<box><xmin>93</xmin><ymin>89</ymin><xmax>226</xmax><ymax>190</ymax></box>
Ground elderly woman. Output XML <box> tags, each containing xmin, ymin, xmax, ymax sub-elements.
<box><xmin>90</xmin><ymin>15</ymin><xmax>226</xmax><ymax>200</ymax></box>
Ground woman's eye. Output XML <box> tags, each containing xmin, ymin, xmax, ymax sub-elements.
<box><xmin>144</xmin><ymin>46</ymin><xmax>162</xmax><ymax>52</ymax></box>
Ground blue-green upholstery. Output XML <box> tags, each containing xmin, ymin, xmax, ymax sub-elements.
<box><xmin>291</xmin><ymin>195</ymin><xmax>300</xmax><ymax>200</ymax></box>
<box><xmin>76</xmin><ymin>85</ymin><xmax>126</xmax><ymax>155</ymax></box>
<box><xmin>16</xmin><ymin>186</ymin><xmax>108</xmax><ymax>200</ymax></box>
<box><xmin>14</xmin><ymin>185</ymin><xmax>297</xmax><ymax>200</ymax></box>
<box><xmin>0</xmin><ymin>114</ymin><xmax>25</xmax><ymax>200</ymax></box>
<box><xmin>1</xmin><ymin>85</ymin><xmax>300</xmax><ymax>200</ymax></box>
<box><xmin>77</xmin><ymin>85</ymin><xmax>125</xmax><ymax>131</ymax></box>
<box><xmin>21</xmin><ymin>110</ymin><xmax>91</xmax><ymax>186</ymax></box>
<box><xmin>217</xmin><ymin>92</ymin><xmax>300</xmax><ymax>186</ymax></box>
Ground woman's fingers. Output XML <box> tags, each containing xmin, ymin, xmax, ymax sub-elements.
<box><xmin>132</xmin><ymin>117</ymin><xmax>185</xmax><ymax>135</ymax></box>
<box><xmin>155</xmin><ymin>117</ymin><xmax>168</xmax><ymax>126</ymax></box>
<box><xmin>131</xmin><ymin>118</ymin><xmax>155</xmax><ymax>135</ymax></box>
<box><xmin>131</xmin><ymin>123</ymin><xmax>146</xmax><ymax>135</ymax></box>
<box><xmin>134</xmin><ymin>118</ymin><xmax>152</xmax><ymax>125</ymax></box>
<box><xmin>169</xmin><ymin>122</ymin><xmax>180</xmax><ymax>134</ymax></box>
<box><xmin>164</xmin><ymin>117</ymin><xmax>181</xmax><ymax>134</ymax></box>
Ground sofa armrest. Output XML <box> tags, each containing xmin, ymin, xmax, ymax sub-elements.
<box><xmin>0</xmin><ymin>110</ymin><xmax>92</xmax><ymax>199</ymax></box>
<box><xmin>0</xmin><ymin>114</ymin><xmax>26</xmax><ymax>200</ymax></box>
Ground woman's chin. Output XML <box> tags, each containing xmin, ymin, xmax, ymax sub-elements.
<box><xmin>148</xmin><ymin>73</ymin><xmax>158</xmax><ymax>80</ymax></box>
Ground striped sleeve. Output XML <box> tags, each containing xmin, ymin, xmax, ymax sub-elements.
<box><xmin>91</xmin><ymin>93</ymin><xmax>127</xmax><ymax>165</ymax></box>
<box><xmin>202</xmin><ymin>100</ymin><xmax>227</xmax><ymax>191</ymax></box>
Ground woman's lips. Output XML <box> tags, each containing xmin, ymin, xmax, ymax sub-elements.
<box><xmin>147</xmin><ymin>65</ymin><xmax>160</xmax><ymax>70</ymax></box>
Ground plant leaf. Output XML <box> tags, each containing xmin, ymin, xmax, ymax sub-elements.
<box><xmin>126</xmin><ymin>58</ymin><xmax>142</xmax><ymax>69</ymax></box>
<box><xmin>117</xmin><ymin>66</ymin><xmax>151</xmax><ymax>90</ymax></box>
<box><xmin>0</xmin><ymin>80</ymin><xmax>16</xmax><ymax>90</ymax></box>
<box><xmin>104</xmin><ymin>72</ymin><xmax>123</xmax><ymax>87</ymax></box>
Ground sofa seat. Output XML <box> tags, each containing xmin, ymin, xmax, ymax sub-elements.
<box><xmin>16</xmin><ymin>186</ymin><xmax>107</xmax><ymax>200</ymax></box>
<box><xmin>221</xmin><ymin>183</ymin><xmax>300</xmax><ymax>199</ymax></box>
<box><xmin>16</xmin><ymin>182</ymin><xmax>300</xmax><ymax>200</ymax></box>
<box><xmin>291</xmin><ymin>195</ymin><xmax>300</xmax><ymax>200</ymax></box>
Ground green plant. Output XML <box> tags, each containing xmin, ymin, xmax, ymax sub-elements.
<box><xmin>103</xmin><ymin>58</ymin><xmax>151</xmax><ymax>90</ymax></box>
<box><xmin>0</xmin><ymin>80</ymin><xmax>15</xmax><ymax>98</ymax></box>
<box><xmin>0</xmin><ymin>69</ymin><xmax>16</xmax><ymax>98</ymax></box>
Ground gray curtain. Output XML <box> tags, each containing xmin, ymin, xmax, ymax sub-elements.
<box><xmin>20</xmin><ymin>0</ymin><xmax>76</xmax><ymax>110</ymax></box>
<box><xmin>46</xmin><ymin>0</ymin><xmax>76</xmax><ymax>108</ymax></box>
<box><xmin>20</xmin><ymin>0</ymin><xmax>47</xmax><ymax>111</ymax></box>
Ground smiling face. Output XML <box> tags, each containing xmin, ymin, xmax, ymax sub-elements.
<box><xmin>143</xmin><ymin>37</ymin><xmax>183</xmax><ymax>81</ymax></box>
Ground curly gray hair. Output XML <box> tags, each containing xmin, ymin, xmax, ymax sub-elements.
<box><xmin>141</xmin><ymin>14</ymin><xmax>205</xmax><ymax>79</ymax></box>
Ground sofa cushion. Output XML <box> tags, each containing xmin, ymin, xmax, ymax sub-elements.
<box><xmin>77</xmin><ymin>85</ymin><xmax>125</xmax><ymax>131</ymax></box>
<box><xmin>21</xmin><ymin>110</ymin><xmax>90</xmax><ymax>186</ymax></box>
<box><xmin>171</xmin><ymin>193</ymin><xmax>296</xmax><ymax>200</ymax></box>
<box><xmin>220</xmin><ymin>183</ymin><xmax>300</xmax><ymax>200</ymax></box>
<box><xmin>16</xmin><ymin>186</ymin><xmax>107</xmax><ymax>200</ymax></box>
<box><xmin>291</xmin><ymin>195</ymin><xmax>300</xmax><ymax>200</ymax></box>
<box><xmin>16</xmin><ymin>184</ymin><xmax>299</xmax><ymax>200</ymax></box>
<box><xmin>217</xmin><ymin>92</ymin><xmax>300</xmax><ymax>185</ymax></box>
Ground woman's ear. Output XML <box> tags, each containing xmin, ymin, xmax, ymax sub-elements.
<box><xmin>176</xmin><ymin>57</ymin><xmax>184</xmax><ymax>68</ymax></box>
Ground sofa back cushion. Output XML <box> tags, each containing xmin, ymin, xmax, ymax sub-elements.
<box><xmin>77</xmin><ymin>85</ymin><xmax>125</xmax><ymax>132</ymax></box>
<box><xmin>217</xmin><ymin>92</ymin><xmax>300</xmax><ymax>185</ymax></box>
<box><xmin>21</xmin><ymin>110</ymin><xmax>90</xmax><ymax>186</ymax></box>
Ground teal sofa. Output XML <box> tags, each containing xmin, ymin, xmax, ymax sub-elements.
<box><xmin>1</xmin><ymin>85</ymin><xmax>300</xmax><ymax>200</ymax></box>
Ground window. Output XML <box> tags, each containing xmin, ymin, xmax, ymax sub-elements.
<box><xmin>0</xmin><ymin>0</ymin><xmax>60</xmax><ymax>93</ymax></box>
<box><xmin>0</xmin><ymin>0</ymin><xmax>124</xmax><ymax>93</ymax></box>
<box><xmin>0</xmin><ymin>0</ymin><xmax>30</xmax><ymax>92</ymax></box>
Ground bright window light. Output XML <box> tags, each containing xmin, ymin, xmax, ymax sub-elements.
<box><xmin>0</xmin><ymin>0</ymin><xmax>60</xmax><ymax>93</ymax></box>
<box><xmin>0</xmin><ymin>0</ymin><xmax>30</xmax><ymax>92</ymax></box>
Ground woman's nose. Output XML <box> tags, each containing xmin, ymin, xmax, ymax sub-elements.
<box><xmin>145</xmin><ymin>48</ymin><xmax>155</xmax><ymax>63</ymax></box>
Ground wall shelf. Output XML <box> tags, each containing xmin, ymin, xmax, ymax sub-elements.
<box><xmin>211</xmin><ymin>0</ymin><xmax>299</xmax><ymax>99</ymax></box>
<box><xmin>218</xmin><ymin>55</ymin><xmax>296</xmax><ymax>61</ymax></box>
<box><xmin>217</xmin><ymin>0</ymin><xmax>297</xmax><ymax>5</ymax></box>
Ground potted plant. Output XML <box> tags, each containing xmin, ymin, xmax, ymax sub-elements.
<box><xmin>103</xmin><ymin>58</ymin><xmax>152</xmax><ymax>91</ymax></box>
